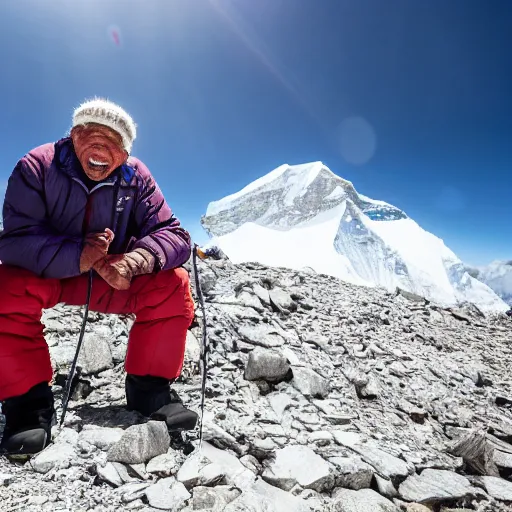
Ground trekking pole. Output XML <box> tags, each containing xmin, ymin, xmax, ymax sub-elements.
<box><xmin>192</xmin><ymin>244</ymin><xmax>209</xmax><ymax>450</ymax></box>
<box><xmin>60</xmin><ymin>269</ymin><xmax>93</xmax><ymax>426</ymax></box>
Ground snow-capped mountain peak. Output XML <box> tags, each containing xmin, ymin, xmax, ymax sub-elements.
<box><xmin>201</xmin><ymin>162</ymin><xmax>508</xmax><ymax>313</ymax></box>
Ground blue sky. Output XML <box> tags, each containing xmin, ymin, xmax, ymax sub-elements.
<box><xmin>0</xmin><ymin>0</ymin><xmax>510</xmax><ymax>266</ymax></box>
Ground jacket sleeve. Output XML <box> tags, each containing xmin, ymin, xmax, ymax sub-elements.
<box><xmin>130</xmin><ymin>161</ymin><xmax>192</xmax><ymax>270</ymax></box>
<box><xmin>0</xmin><ymin>157</ymin><xmax>82</xmax><ymax>278</ymax></box>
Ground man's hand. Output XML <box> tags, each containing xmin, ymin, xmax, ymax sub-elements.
<box><xmin>93</xmin><ymin>248</ymin><xmax>155</xmax><ymax>291</ymax></box>
<box><xmin>79</xmin><ymin>229</ymin><xmax>115</xmax><ymax>273</ymax></box>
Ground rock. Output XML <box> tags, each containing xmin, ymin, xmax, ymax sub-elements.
<box><xmin>355</xmin><ymin>375</ymin><xmax>380</xmax><ymax>399</ymax></box>
<box><xmin>238</xmin><ymin>324</ymin><xmax>286</xmax><ymax>348</ymax></box>
<box><xmin>269</xmin><ymin>288</ymin><xmax>296</xmax><ymax>312</ymax></box>
<box><xmin>56</xmin><ymin>427</ymin><xmax>79</xmax><ymax>445</ymax></box>
<box><xmin>308</xmin><ymin>431</ymin><xmax>333</xmax><ymax>446</ymax></box>
<box><xmin>449</xmin><ymin>429</ymin><xmax>500</xmax><ymax>476</ymax></box>
<box><xmin>107</xmin><ymin>421</ymin><xmax>170</xmax><ymax>464</ymax></box>
<box><xmin>331</xmin><ymin>430</ymin><xmax>362</xmax><ymax>447</ymax></box>
<box><xmin>79</xmin><ymin>425</ymin><xmax>124</xmax><ymax>451</ymax></box>
<box><xmin>185</xmin><ymin>330</ymin><xmax>201</xmax><ymax>365</ymax></box>
<box><xmin>374</xmin><ymin>474</ymin><xmax>398</xmax><ymax>499</ymax></box>
<box><xmin>240</xmin><ymin>454</ymin><xmax>262</xmax><ymax>474</ymax></box>
<box><xmin>253</xmin><ymin>284</ymin><xmax>271</xmax><ymax>306</ymax></box>
<box><xmin>188</xmin><ymin>485</ymin><xmax>241</xmax><ymax>510</ymax></box>
<box><xmin>267</xmin><ymin>392</ymin><xmax>293</xmax><ymax>420</ymax></box>
<box><xmin>146</xmin><ymin>451</ymin><xmax>181</xmax><ymax>477</ymax></box>
<box><xmin>78</xmin><ymin>334</ymin><xmax>113</xmax><ymax>375</ymax></box>
<box><xmin>118</xmin><ymin>481</ymin><xmax>151</xmax><ymax>503</ymax></box>
<box><xmin>479</xmin><ymin>476</ymin><xmax>512</xmax><ymax>501</ymax></box>
<box><xmin>350</xmin><ymin>443</ymin><xmax>413</xmax><ymax>480</ymax></box>
<box><xmin>244</xmin><ymin>348</ymin><xmax>291</xmax><ymax>382</ymax></box>
<box><xmin>262</xmin><ymin>445</ymin><xmax>335</xmax><ymax>492</ymax></box>
<box><xmin>404</xmin><ymin>505</ymin><xmax>432</xmax><ymax>512</ymax></box>
<box><xmin>177</xmin><ymin>442</ymin><xmax>255</xmax><ymax>490</ymax></box>
<box><xmin>329</xmin><ymin>456</ymin><xmax>374</xmax><ymax>490</ymax></box>
<box><xmin>291</xmin><ymin>367</ymin><xmax>330</xmax><ymax>398</ymax></box>
<box><xmin>97</xmin><ymin>462</ymin><xmax>124</xmax><ymax>487</ymax></box>
<box><xmin>329</xmin><ymin>488</ymin><xmax>400</xmax><ymax>511</ymax></box>
<box><xmin>112</xmin><ymin>461</ymin><xmax>137</xmax><ymax>484</ymax></box>
<box><xmin>398</xmin><ymin>469</ymin><xmax>476</xmax><ymax>504</ymax></box>
<box><xmin>0</xmin><ymin>473</ymin><xmax>13</xmax><ymax>486</ymax></box>
<box><xmin>30</xmin><ymin>442</ymin><xmax>77</xmax><ymax>474</ymax></box>
<box><xmin>223</xmin><ymin>478</ymin><xmax>312</xmax><ymax>512</ymax></box>
<box><xmin>145</xmin><ymin>477</ymin><xmax>191</xmax><ymax>511</ymax></box>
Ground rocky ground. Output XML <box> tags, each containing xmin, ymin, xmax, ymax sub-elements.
<box><xmin>1</xmin><ymin>256</ymin><xmax>512</xmax><ymax>512</ymax></box>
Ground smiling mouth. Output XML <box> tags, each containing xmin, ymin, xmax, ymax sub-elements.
<box><xmin>88</xmin><ymin>158</ymin><xmax>109</xmax><ymax>170</ymax></box>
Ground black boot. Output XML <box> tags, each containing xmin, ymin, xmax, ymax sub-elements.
<box><xmin>0</xmin><ymin>382</ymin><xmax>55</xmax><ymax>456</ymax></box>
<box><xmin>125</xmin><ymin>374</ymin><xmax>198</xmax><ymax>432</ymax></box>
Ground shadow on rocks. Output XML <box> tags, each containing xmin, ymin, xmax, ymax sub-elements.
<box><xmin>72</xmin><ymin>403</ymin><xmax>143</xmax><ymax>429</ymax></box>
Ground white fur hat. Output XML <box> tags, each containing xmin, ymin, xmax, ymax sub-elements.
<box><xmin>72</xmin><ymin>98</ymin><xmax>137</xmax><ymax>153</ymax></box>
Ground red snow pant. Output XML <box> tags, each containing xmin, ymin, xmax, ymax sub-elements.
<box><xmin>0</xmin><ymin>265</ymin><xmax>195</xmax><ymax>401</ymax></box>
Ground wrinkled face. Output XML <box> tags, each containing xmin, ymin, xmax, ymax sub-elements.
<box><xmin>71</xmin><ymin>123</ymin><xmax>128</xmax><ymax>181</ymax></box>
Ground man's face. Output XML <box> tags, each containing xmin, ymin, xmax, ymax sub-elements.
<box><xmin>71</xmin><ymin>123</ymin><xmax>128</xmax><ymax>181</ymax></box>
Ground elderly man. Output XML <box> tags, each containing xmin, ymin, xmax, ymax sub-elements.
<box><xmin>0</xmin><ymin>98</ymin><xmax>198</xmax><ymax>455</ymax></box>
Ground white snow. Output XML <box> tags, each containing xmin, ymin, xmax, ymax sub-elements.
<box><xmin>204</xmin><ymin>162</ymin><xmax>509</xmax><ymax>313</ymax></box>
<box><xmin>283</xmin><ymin>162</ymin><xmax>323</xmax><ymax>206</ymax></box>
<box><xmin>324</xmin><ymin>186</ymin><xmax>345</xmax><ymax>201</ymax></box>
<box><xmin>358</xmin><ymin>194</ymin><xmax>393</xmax><ymax>207</ymax></box>
<box><xmin>472</xmin><ymin>260</ymin><xmax>512</xmax><ymax>305</ymax></box>
<box><xmin>210</xmin><ymin>203</ymin><xmax>366</xmax><ymax>286</ymax></box>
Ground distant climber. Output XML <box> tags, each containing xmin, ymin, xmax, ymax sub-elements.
<box><xmin>0</xmin><ymin>98</ymin><xmax>198</xmax><ymax>456</ymax></box>
<box><xmin>506</xmin><ymin>308</ymin><xmax>512</xmax><ymax>318</ymax></box>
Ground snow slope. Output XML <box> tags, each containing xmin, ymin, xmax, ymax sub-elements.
<box><xmin>201</xmin><ymin>162</ymin><xmax>508</xmax><ymax>312</ymax></box>
<box><xmin>467</xmin><ymin>261</ymin><xmax>512</xmax><ymax>305</ymax></box>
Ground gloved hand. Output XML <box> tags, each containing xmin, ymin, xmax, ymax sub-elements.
<box><xmin>79</xmin><ymin>229</ymin><xmax>115</xmax><ymax>273</ymax></box>
<box><xmin>94</xmin><ymin>248</ymin><xmax>155</xmax><ymax>291</ymax></box>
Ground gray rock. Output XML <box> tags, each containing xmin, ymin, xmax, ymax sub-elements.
<box><xmin>269</xmin><ymin>288</ymin><xmax>296</xmax><ymax>312</ymax></box>
<box><xmin>240</xmin><ymin>454</ymin><xmax>262</xmax><ymax>475</ymax></box>
<box><xmin>375</xmin><ymin>474</ymin><xmax>398</xmax><ymax>498</ymax></box>
<box><xmin>479</xmin><ymin>476</ymin><xmax>512</xmax><ymax>501</ymax></box>
<box><xmin>146</xmin><ymin>451</ymin><xmax>181</xmax><ymax>477</ymax></box>
<box><xmin>97</xmin><ymin>462</ymin><xmax>124</xmax><ymax>487</ymax></box>
<box><xmin>107</xmin><ymin>421</ymin><xmax>170</xmax><ymax>464</ymax></box>
<box><xmin>291</xmin><ymin>367</ymin><xmax>330</xmax><ymax>398</ymax></box>
<box><xmin>223</xmin><ymin>478</ymin><xmax>312</xmax><ymax>512</ymax></box>
<box><xmin>188</xmin><ymin>485</ymin><xmax>241</xmax><ymax>510</ymax></box>
<box><xmin>145</xmin><ymin>477</ymin><xmax>190</xmax><ymax>511</ymax></box>
<box><xmin>351</xmin><ymin>443</ymin><xmax>413</xmax><ymax>480</ymax></box>
<box><xmin>262</xmin><ymin>445</ymin><xmax>335</xmax><ymax>492</ymax></box>
<box><xmin>355</xmin><ymin>375</ymin><xmax>380</xmax><ymax>399</ymax></box>
<box><xmin>398</xmin><ymin>469</ymin><xmax>475</xmax><ymax>503</ymax></box>
<box><xmin>30</xmin><ymin>442</ymin><xmax>77</xmax><ymax>474</ymax></box>
<box><xmin>178</xmin><ymin>442</ymin><xmax>255</xmax><ymax>490</ymax></box>
<box><xmin>329</xmin><ymin>488</ymin><xmax>400</xmax><ymax>511</ymax></box>
<box><xmin>78</xmin><ymin>334</ymin><xmax>113</xmax><ymax>375</ymax></box>
<box><xmin>253</xmin><ymin>284</ymin><xmax>271</xmax><ymax>306</ymax></box>
<box><xmin>112</xmin><ymin>462</ymin><xmax>137</xmax><ymax>483</ymax></box>
<box><xmin>267</xmin><ymin>392</ymin><xmax>293</xmax><ymax>420</ymax></box>
<box><xmin>244</xmin><ymin>348</ymin><xmax>291</xmax><ymax>382</ymax></box>
<box><xmin>329</xmin><ymin>456</ymin><xmax>374</xmax><ymax>490</ymax></box>
<box><xmin>185</xmin><ymin>330</ymin><xmax>201</xmax><ymax>365</ymax></box>
<box><xmin>238</xmin><ymin>324</ymin><xmax>286</xmax><ymax>348</ymax></box>
<box><xmin>78</xmin><ymin>425</ymin><xmax>124</xmax><ymax>451</ymax></box>
<box><xmin>0</xmin><ymin>473</ymin><xmax>13</xmax><ymax>486</ymax></box>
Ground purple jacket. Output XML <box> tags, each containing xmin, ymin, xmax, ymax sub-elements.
<box><xmin>0</xmin><ymin>138</ymin><xmax>191</xmax><ymax>279</ymax></box>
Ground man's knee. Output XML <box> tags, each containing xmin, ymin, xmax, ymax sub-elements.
<box><xmin>138</xmin><ymin>268</ymin><xmax>194</xmax><ymax>321</ymax></box>
<box><xmin>0</xmin><ymin>265</ymin><xmax>60</xmax><ymax>313</ymax></box>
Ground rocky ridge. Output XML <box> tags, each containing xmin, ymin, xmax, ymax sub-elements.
<box><xmin>1</xmin><ymin>255</ymin><xmax>512</xmax><ymax>511</ymax></box>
